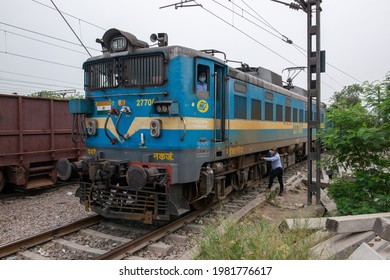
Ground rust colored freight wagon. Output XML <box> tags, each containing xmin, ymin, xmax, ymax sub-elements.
<box><xmin>0</xmin><ymin>94</ymin><xmax>85</xmax><ymax>192</ymax></box>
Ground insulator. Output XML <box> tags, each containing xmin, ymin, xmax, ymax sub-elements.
<box><xmin>289</xmin><ymin>3</ymin><xmax>301</xmax><ymax>10</ymax></box>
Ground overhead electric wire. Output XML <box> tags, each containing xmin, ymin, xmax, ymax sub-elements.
<box><xmin>233</xmin><ymin>1</ymin><xmax>359</xmax><ymax>88</ymax></box>
<box><xmin>3</xmin><ymin>1</ymin><xmax>359</xmax><ymax>98</ymax></box>
<box><xmin>0</xmin><ymin>69</ymin><xmax>81</xmax><ymax>86</ymax></box>
<box><xmin>0</xmin><ymin>50</ymin><xmax>82</xmax><ymax>70</ymax></box>
<box><xmin>0</xmin><ymin>28</ymin><xmax>90</xmax><ymax>56</ymax></box>
<box><xmin>0</xmin><ymin>81</ymin><xmax>72</xmax><ymax>91</ymax></box>
<box><xmin>291</xmin><ymin>43</ymin><xmax>306</xmax><ymax>57</ymax></box>
<box><xmin>194</xmin><ymin>1</ymin><xmax>298</xmax><ymax>66</ymax></box>
<box><xmin>240</xmin><ymin>0</ymin><xmax>283</xmax><ymax>36</ymax></box>
<box><xmin>32</xmin><ymin>0</ymin><xmax>106</xmax><ymax>31</ymax></box>
<box><xmin>236</xmin><ymin>1</ymin><xmax>361</xmax><ymax>89</ymax></box>
<box><xmin>230</xmin><ymin>0</ymin><xmax>292</xmax><ymax>42</ymax></box>
<box><xmin>0</xmin><ymin>22</ymin><xmax>101</xmax><ymax>52</ymax></box>
<box><xmin>233</xmin><ymin>1</ymin><xmax>309</xmax><ymax>54</ymax></box>
<box><xmin>326</xmin><ymin>63</ymin><xmax>362</xmax><ymax>84</ymax></box>
<box><xmin>0</xmin><ymin>86</ymin><xmax>31</xmax><ymax>94</ymax></box>
<box><xmin>211</xmin><ymin>0</ymin><xmax>292</xmax><ymax>44</ymax></box>
<box><xmin>194</xmin><ymin>1</ymin><xmax>339</xmax><ymax>93</ymax></box>
<box><xmin>0</xmin><ymin>77</ymin><xmax>83</xmax><ymax>91</ymax></box>
<box><xmin>50</xmin><ymin>0</ymin><xmax>92</xmax><ymax>57</ymax></box>
<box><xmin>324</xmin><ymin>73</ymin><xmax>344</xmax><ymax>88</ymax></box>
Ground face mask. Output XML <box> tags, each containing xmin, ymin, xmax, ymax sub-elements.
<box><xmin>199</xmin><ymin>77</ymin><xmax>206</xmax><ymax>83</ymax></box>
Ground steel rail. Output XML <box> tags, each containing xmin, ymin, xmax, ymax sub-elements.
<box><xmin>0</xmin><ymin>215</ymin><xmax>102</xmax><ymax>259</ymax></box>
<box><xmin>97</xmin><ymin>202</ymin><xmax>219</xmax><ymax>260</ymax></box>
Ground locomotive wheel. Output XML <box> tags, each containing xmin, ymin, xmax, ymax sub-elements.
<box><xmin>191</xmin><ymin>197</ymin><xmax>207</xmax><ymax>210</ymax></box>
<box><xmin>190</xmin><ymin>194</ymin><xmax>215</xmax><ymax>210</ymax></box>
<box><xmin>0</xmin><ymin>170</ymin><xmax>5</xmax><ymax>193</ymax></box>
<box><xmin>188</xmin><ymin>183</ymin><xmax>215</xmax><ymax>209</ymax></box>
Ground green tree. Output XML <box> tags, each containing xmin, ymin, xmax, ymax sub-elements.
<box><xmin>330</xmin><ymin>84</ymin><xmax>363</xmax><ymax>106</ymax></box>
<box><xmin>29</xmin><ymin>90</ymin><xmax>84</xmax><ymax>100</ymax></box>
<box><xmin>321</xmin><ymin>72</ymin><xmax>390</xmax><ymax>215</ymax></box>
<box><xmin>363</xmin><ymin>72</ymin><xmax>390</xmax><ymax>126</ymax></box>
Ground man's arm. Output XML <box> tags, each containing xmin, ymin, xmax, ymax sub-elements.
<box><xmin>261</xmin><ymin>154</ymin><xmax>279</xmax><ymax>162</ymax></box>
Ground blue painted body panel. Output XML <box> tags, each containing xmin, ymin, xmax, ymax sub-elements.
<box><xmin>80</xmin><ymin>46</ymin><xmax>322</xmax><ymax>183</ymax></box>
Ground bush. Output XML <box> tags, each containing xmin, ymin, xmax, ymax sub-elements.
<box><xmin>329</xmin><ymin>170</ymin><xmax>390</xmax><ymax>215</ymax></box>
<box><xmin>321</xmin><ymin>72</ymin><xmax>390</xmax><ymax>215</ymax></box>
<box><xmin>196</xmin><ymin>219</ymin><xmax>319</xmax><ymax>260</ymax></box>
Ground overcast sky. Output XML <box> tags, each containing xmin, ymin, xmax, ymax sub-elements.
<box><xmin>1</xmin><ymin>0</ymin><xmax>389</xmax><ymax>103</ymax></box>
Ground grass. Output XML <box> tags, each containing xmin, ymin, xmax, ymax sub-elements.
<box><xmin>195</xmin><ymin>217</ymin><xmax>321</xmax><ymax>260</ymax></box>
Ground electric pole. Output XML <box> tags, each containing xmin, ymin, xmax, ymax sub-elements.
<box><xmin>271</xmin><ymin>0</ymin><xmax>324</xmax><ymax>205</ymax></box>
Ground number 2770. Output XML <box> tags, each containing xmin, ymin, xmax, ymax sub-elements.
<box><xmin>136</xmin><ymin>99</ymin><xmax>154</xmax><ymax>106</ymax></box>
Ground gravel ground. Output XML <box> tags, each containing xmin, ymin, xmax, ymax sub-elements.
<box><xmin>0</xmin><ymin>184</ymin><xmax>93</xmax><ymax>246</ymax></box>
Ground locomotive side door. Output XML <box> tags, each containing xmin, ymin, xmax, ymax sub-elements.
<box><xmin>195</xmin><ymin>58</ymin><xmax>227</xmax><ymax>159</ymax></box>
<box><xmin>213</xmin><ymin>63</ymin><xmax>226</xmax><ymax>144</ymax></box>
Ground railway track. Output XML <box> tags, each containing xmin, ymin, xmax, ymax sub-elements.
<box><xmin>0</xmin><ymin>203</ymin><xmax>220</xmax><ymax>260</ymax></box>
<box><xmin>0</xmin><ymin>184</ymin><xmax>275</xmax><ymax>260</ymax></box>
<box><xmin>0</xmin><ymin>215</ymin><xmax>103</xmax><ymax>259</ymax></box>
<box><xmin>0</xmin><ymin>162</ymin><xmax>308</xmax><ymax>260</ymax></box>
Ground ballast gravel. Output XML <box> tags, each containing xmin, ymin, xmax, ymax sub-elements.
<box><xmin>0</xmin><ymin>184</ymin><xmax>93</xmax><ymax>245</ymax></box>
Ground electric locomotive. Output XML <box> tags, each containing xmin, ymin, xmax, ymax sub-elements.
<box><xmin>65</xmin><ymin>28</ymin><xmax>325</xmax><ymax>224</ymax></box>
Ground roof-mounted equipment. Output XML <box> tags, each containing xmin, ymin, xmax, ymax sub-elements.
<box><xmin>96</xmin><ymin>28</ymin><xmax>149</xmax><ymax>54</ymax></box>
<box><xmin>150</xmin><ymin>33</ymin><xmax>168</xmax><ymax>47</ymax></box>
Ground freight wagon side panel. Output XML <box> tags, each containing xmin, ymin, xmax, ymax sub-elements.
<box><xmin>0</xmin><ymin>94</ymin><xmax>84</xmax><ymax>189</ymax></box>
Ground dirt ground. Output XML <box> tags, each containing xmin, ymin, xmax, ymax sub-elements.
<box><xmin>248</xmin><ymin>172</ymin><xmax>326</xmax><ymax>225</ymax></box>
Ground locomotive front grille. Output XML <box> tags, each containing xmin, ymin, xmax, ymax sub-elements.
<box><xmin>84</xmin><ymin>54</ymin><xmax>165</xmax><ymax>91</ymax></box>
<box><xmin>84</xmin><ymin>59</ymin><xmax>118</xmax><ymax>90</ymax></box>
<box><xmin>122</xmin><ymin>54</ymin><xmax>165</xmax><ymax>87</ymax></box>
<box><xmin>78</xmin><ymin>183</ymin><xmax>170</xmax><ymax>222</ymax></box>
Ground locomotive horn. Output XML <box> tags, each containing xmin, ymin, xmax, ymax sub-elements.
<box><xmin>150</xmin><ymin>33</ymin><xmax>168</xmax><ymax>47</ymax></box>
<box><xmin>150</xmin><ymin>33</ymin><xmax>158</xmax><ymax>43</ymax></box>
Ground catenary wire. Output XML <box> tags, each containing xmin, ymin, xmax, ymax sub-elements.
<box><xmin>32</xmin><ymin>0</ymin><xmax>106</xmax><ymax>31</ymax></box>
<box><xmin>230</xmin><ymin>1</ymin><xmax>361</xmax><ymax>87</ymax></box>
<box><xmin>0</xmin><ymin>69</ymin><xmax>81</xmax><ymax>86</ymax></box>
<box><xmin>0</xmin><ymin>21</ymin><xmax>101</xmax><ymax>52</ymax></box>
<box><xmin>0</xmin><ymin>86</ymin><xmax>32</xmax><ymax>94</ymax></box>
<box><xmin>194</xmin><ymin>1</ymin><xmax>298</xmax><ymax>66</ymax></box>
<box><xmin>50</xmin><ymin>0</ymin><xmax>92</xmax><ymax>57</ymax></box>
<box><xmin>0</xmin><ymin>29</ymin><xmax>91</xmax><ymax>56</ymax></box>
<box><xmin>240</xmin><ymin>0</ymin><xmax>283</xmax><ymax>35</ymax></box>
<box><xmin>0</xmin><ymin>81</ymin><xmax>75</xmax><ymax>91</ymax></box>
<box><xmin>211</xmin><ymin>0</ymin><xmax>292</xmax><ymax>44</ymax></box>
<box><xmin>0</xmin><ymin>77</ymin><xmax>83</xmax><ymax>91</ymax></box>
<box><xmin>0</xmin><ymin>50</ymin><xmax>82</xmax><ymax>69</ymax></box>
<box><xmin>236</xmin><ymin>1</ymin><xmax>362</xmax><ymax>89</ymax></box>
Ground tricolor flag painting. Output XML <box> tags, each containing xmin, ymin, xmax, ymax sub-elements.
<box><xmin>96</xmin><ymin>101</ymin><xmax>111</xmax><ymax>115</ymax></box>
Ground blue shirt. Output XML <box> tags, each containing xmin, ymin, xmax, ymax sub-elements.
<box><xmin>263</xmin><ymin>152</ymin><xmax>282</xmax><ymax>170</ymax></box>
<box><xmin>197</xmin><ymin>81</ymin><xmax>207</xmax><ymax>91</ymax></box>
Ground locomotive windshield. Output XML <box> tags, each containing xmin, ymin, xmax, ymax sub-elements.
<box><xmin>84</xmin><ymin>53</ymin><xmax>165</xmax><ymax>91</ymax></box>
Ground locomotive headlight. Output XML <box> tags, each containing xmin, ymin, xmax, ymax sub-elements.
<box><xmin>150</xmin><ymin>119</ymin><xmax>162</xmax><ymax>138</ymax></box>
<box><xmin>86</xmin><ymin>119</ymin><xmax>97</xmax><ymax>136</ymax></box>
<box><xmin>161</xmin><ymin>105</ymin><xmax>169</xmax><ymax>113</ymax></box>
<box><xmin>111</xmin><ymin>37</ymin><xmax>127</xmax><ymax>52</ymax></box>
<box><xmin>155</xmin><ymin>104</ymin><xmax>169</xmax><ymax>113</ymax></box>
<box><xmin>153</xmin><ymin>101</ymin><xmax>179</xmax><ymax>115</ymax></box>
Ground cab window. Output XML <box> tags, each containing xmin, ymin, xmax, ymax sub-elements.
<box><xmin>196</xmin><ymin>64</ymin><xmax>209</xmax><ymax>92</ymax></box>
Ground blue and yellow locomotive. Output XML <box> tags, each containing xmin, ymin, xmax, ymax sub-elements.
<box><xmin>66</xmin><ymin>28</ymin><xmax>325</xmax><ymax>224</ymax></box>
